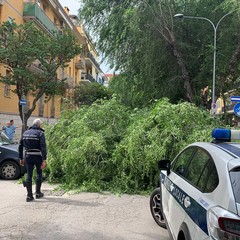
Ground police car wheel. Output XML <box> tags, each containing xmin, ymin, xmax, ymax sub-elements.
<box><xmin>0</xmin><ymin>161</ymin><xmax>20</xmax><ymax>180</ymax></box>
<box><xmin>150</xmin><ymin>188</ymin><xmax>166</xmax><ymax>228</ymax></box>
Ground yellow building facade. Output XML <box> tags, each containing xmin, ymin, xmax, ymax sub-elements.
<box><xmin>0</xmin><ymin>0</ymin><xmax>103</xmax><ymax>123</ymax></box>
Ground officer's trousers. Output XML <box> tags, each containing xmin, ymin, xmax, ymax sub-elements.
<box><xmin>25</xmin><ymin>154</ymin><xmax>43</xmax><ymax>182</ymax></box>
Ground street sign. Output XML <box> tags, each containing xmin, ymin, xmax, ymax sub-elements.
<box><xmin>230</xmin><ymin>96</ymin><xmax>240</xmax><ymax>102</ymax></box>
<box><xmin>211</xmin><ymin>103</ymin><xmax>217</xmax><ymax>115</ymax></box>
<box><xmin>234</xmin><ymin>103</ymin><xmax>240</xmax><ymax>117</ymax></box>
<box><xmin>19</xmin><ymin>99</ymin><xmax>27</xmax><ymax>106</ymax></box>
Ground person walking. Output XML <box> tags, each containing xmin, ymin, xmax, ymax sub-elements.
<box><xmin>19</xmin><ymin>119</ymin><xmax>47</xmax><ymax>202</ymax></box>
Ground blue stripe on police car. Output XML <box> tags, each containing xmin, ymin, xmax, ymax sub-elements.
<box><xmin>161</xmin><ymin>173</ymin><xmax>208</xmax><ymax>235</ymax></box>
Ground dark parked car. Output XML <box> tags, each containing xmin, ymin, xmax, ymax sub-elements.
<box><xmin>0</xmin><ymin>131</ymin><xmax>24</xmax><ymax>180</ymax></box>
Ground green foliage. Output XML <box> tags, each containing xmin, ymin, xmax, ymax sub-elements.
<box><xmin>110</xmin><ymin>98</ymin><xmax>224</xmax><ymax>193</ymax></box>
<box><xmin>0</xmin><ymin>20</ymin><xmax>81</xmax><ymax>129</ymax></box>
<box><xmin>74</xmin><ymin>82</ymin><xmax>112</xmax><ymax>106</ymax></box>
<box><xmin>45</xmin><ymin>98</ymin><xmax>224</xmax><ymax>194</ymax></box>
<box><xmin>46</xmin><ymin>98</ymin><xmax>131</xmax><ymax>190</ymax></box>
<box><xmin>80</xmin><ymin>0</ymin><xmax>240</xmax><ymax>108</ymax></box>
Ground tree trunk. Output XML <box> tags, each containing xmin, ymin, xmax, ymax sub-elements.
<box><xmin>171</xmin><ymin>40</ymin><xmax>194</xmax><ymax>102</ymax></box>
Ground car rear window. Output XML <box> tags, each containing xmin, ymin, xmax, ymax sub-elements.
<box><xmin>229</xmin><ymin>167</ymin><xmax>240</xmax><ymax>203</ymax></box>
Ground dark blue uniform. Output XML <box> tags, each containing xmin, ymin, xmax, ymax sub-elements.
<box><xmin>19</xmin><ymin>125</ymin><xmax>47</xmax><ymax>200</ymax></box>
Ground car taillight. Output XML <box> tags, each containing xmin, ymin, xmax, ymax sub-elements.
<box><xmin>208</xmin><ymin>206</ymin><xmax>240</xmax><ymax>240</ymax></box>
<box><xmin>218</xmin><ymin>217</ymin><xmax>240</xmax><ymax>236</ymax></box>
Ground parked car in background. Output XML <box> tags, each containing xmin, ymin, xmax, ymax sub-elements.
<box><xmin>0</xmin><ymin>131</ymin><xmax>24</xmax><ymax>180</ymax></box>
<box><xmin>150</xmin><ymin>128</ymin><xmax>240</xmax><ymax>240</ymax></box>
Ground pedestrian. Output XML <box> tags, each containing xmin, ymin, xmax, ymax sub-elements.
<box><xmin>2</xmin><ymin>120</ymin><xmax>17</xmax><ymax>142</ymax></box>
<box><xmin>19</xmin><ymin>118</ymin><xmax>47</xmax><ymax>202</ymax></box>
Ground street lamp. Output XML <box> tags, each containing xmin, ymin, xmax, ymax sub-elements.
<box><xmin>174</xmin><ymin>11</ymin><xmax>237</xmax><ymax>115</ymax></box>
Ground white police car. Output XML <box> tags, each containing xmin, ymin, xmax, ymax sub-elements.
<box><xmin>150</xmin><ymin>128</ymin><xmax>240</xmax><ymax>240</ymax></box>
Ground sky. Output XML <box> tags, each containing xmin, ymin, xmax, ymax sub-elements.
<box><xmin>58</xmin><ymin>0</ymin><xmax>79</xmax><ymax>15</ymax></box>
<box><xmin>58</xmin><ymin>0</ymin><xmax>113</xmax><ymax>74</ymax></box>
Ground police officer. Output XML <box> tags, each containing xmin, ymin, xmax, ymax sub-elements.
<box><xmin>19</xmin><ymin>118</ymin><xmax>47</xmax><ymax>202</ymax></box>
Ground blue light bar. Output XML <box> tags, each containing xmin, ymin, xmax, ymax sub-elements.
<box><xmin>212</xmin><ymin>128</ymin><xmax>240</xmax><ymax>142</ymax></box>
<box><xmin>212</xmin><ymin>129</ymin><xmax>231</xmax><ymax>141</ymax></box>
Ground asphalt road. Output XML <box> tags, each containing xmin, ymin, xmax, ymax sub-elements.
<box><xmin>0</xmin><ymin>180</ymin><xmax>170</xmax><ymax>240</ymax></box>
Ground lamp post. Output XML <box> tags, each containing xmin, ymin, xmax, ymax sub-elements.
<box><xmin>174</xmin><ymin>11</ymin><xmax>237</xmax><ymax>115</ymax></box>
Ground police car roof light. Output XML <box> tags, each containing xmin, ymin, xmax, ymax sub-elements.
<box><xmin>212</xmin><ymin>128</ymin><xmax>231</xmax><ymax>141</ymax></box>
<box><xmin>212</xmin><ymin>128</ymin><xmax>240</xmax><ymax>141</ymax></box>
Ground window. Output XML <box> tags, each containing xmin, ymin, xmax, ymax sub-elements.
<box><xmin>75</xmin><ymin>71</ymin><xmax>78</xmax><ymax>85</ymax></box>
<box><xmin>184</xmin><ymin>148</ymin><xmax>219</xmax><ymax>192</ymax></box>
<box><xmin>172</xmin><ymin>147</ymin><xmax>196</xmax><ymax>176</ymax></box>
<box><xmin>38</xmin><ymin>96</ymin><xmax>44</xmax><ymax>117</ymax></box>
<box><xmin>54</xmin><ymin>17</ymin><xmax>57</xmax><ymax>25</ymax></box>
<box><xmin>4</xmin><ymin>84</ymin><xmax>10</xmax><ymax>97</ymax></box>
<box><xmin>50</xmin><ymin>96</ymin><xmax>55</xmax><ymax>118</ymax></box>
<box><xmin>205</xmin><ymin>165</ymin><xmax>219</xmax><ymax>192</ymax></box>
<box><xmin>184</xmin><ymin>149</ymin><xmax>210</xmax><ymax>186</ymax></box>
<box><xmin>4</xmin><ymin>70</ymin><xmax>11</xmax><ymax>97</ymax></box>
<box><xmin>230</xmin><ymin>167</ymin><xmax>240</xmax><ymax>203</ymax></box>
<box><xmin>43</xmin><ymin>4</ymin><xmax>47</xmax><ymax>13</ymax></box>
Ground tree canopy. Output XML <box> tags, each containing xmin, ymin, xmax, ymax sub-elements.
<box><xmin>0</xmin><ymin>21</ymin><xmax>81</xmax><ymax>129</ymax></box>
<box><xmin>79</xmin><ymin>0</ymin><xmax>240</xmax><ymax>108</ymax></box>
<box><xmin>74</xmin><ymin>82</ymin><xmax>112</xmax><ymax>106</ymax></box>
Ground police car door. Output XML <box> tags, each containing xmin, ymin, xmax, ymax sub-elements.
<box><xmin>180</xmin><ymin>147</ymin><xmax>214</xmax><ymax>239</ymax></box>
<box><xmin>161</xmin><ymin>146</ymin><xmax>196</xmax><ymax>239</ymax></box>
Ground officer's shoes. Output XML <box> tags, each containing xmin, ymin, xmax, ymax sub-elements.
<box><xmin>26</xmin><ymin>196</ymin><xmax>34</xmax><ymax>202</ymax></box>
<box><xmin>36</xmin><ymin>192</ymin><xmax>44</xmax><ymax>199</ymax></box>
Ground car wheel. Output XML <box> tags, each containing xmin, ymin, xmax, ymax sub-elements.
<box><xmin>150</xmin><ymin>188</ymin><xmax>166</xmax><ymax>228</ymax></box>
<box><xmin>0</xmin><ymin>161</ymin><xmax>20</xmax><ymax>180</ymax></box>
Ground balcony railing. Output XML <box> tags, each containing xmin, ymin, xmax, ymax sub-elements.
<box><xmin>23</xmin><ymin>3</ymin><xmax>58</xmax><ymax>35</ymax></box>
<box><xmin>85</xmin><ymin>52</ymin><xmax>101</xmax><ymax>71</ymax></box>
<box><xmin>63</xmin><ymin>74</ymin><xmax>75</xmax><ymax>88</ymax></box>
<box><xmin>75</xmin><ymin>57</ymin><xmax>85</xmax><ymax>70</ymax></box>
<box><xmin>86</xmin><ymin>73</ymin><xmax>95</xmax><ymax>83</ymax></box>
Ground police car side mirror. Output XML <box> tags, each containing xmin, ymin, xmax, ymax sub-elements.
<box><xmin>158</xmin><ymin>160</ymin><xmax>171</xmax><ymax>175</ymax></box>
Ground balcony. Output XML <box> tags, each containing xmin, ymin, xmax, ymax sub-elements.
<box><xmin>85</xmin><ymin>52</ymin><xmax>101</xmax><ymax>72</ymax></box>
<box><xmin>63</xmin><ymin>75</ymin><xmax>75</xmax><ymax>88</ymax></box>
<box><xmin>86</xmin><ymin>73</ymin><xmax>95</xmax><ymax>83</ymax></box>
<box><xmin>28</xmin><ymin>60</ymin><xmax>44</xmax><ymax>74</ymax></box>
<box><xmin>23</xmin><ymin>3</ymin><xmax>58</xmax><ymax>35</ymax></box>
<box><xmin>75</xmin><ymin>57</ymin><xmax>85</xmax><ymax>70</ymax></box>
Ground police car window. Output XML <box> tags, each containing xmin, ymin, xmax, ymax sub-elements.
<box><xmin>205</xmin><ymin>165</ymin><xmax>219</xmax><ymax>192</ymax></box>
<box><xmin>172</xmin><ymin>147</ymin><xmax>196</xmax><ymax>176</ymax></box>
<box><xmin>184</xmin><ymin>148</ymin><xmax>210</xmax><ymax>187</ymax></box>
<box><xmin>229</xmin><ymin>167</ymin><xmax>240</xmax><ymax>203</ymax></box>
<box><xmin>197</xmin><ymin>160</ymin><xmax>212</xmax><ymax>191</ymax></box>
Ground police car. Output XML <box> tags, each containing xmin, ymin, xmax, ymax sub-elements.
<box><xmin>150</xmin><ymin>128</ymin><xmax>240</xmax><ymax>240</ymax></box>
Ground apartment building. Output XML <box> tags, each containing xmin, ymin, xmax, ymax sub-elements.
<box><xmin>0</xmin><ymin>0</ymin><xmax>103</xmax><ymax>124</ymax></box>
